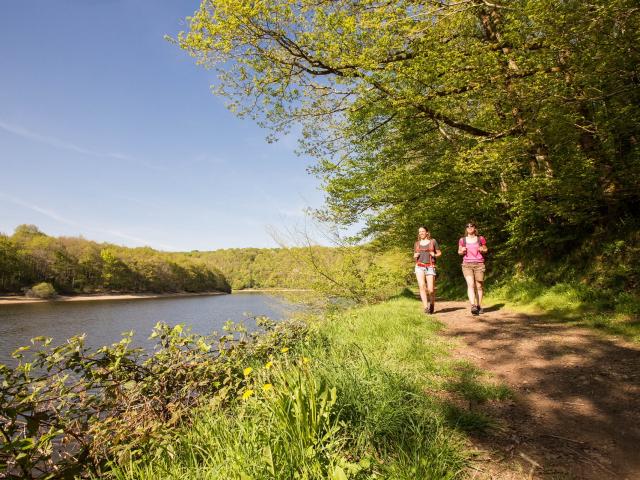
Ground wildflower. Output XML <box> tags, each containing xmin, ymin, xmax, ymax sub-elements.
<box><xmin>280</xmin><ymin>347</ymin><xmax>289</xmax><ymax>353</ymax></box>
<box><xmin>302</xmin><ymin>357</ymin><xmax>310</xmax><ymax>365</ymax></box>
<box><xmin>243</xmin><ymin>367</ymin><xmax>253</xmax><ymax>377</ymax></box>
<box><xmin>265</xmin><ymin>361</ymin><xmax>273</xmax><ymax>369</ymax></box>
<box><xmin>242</xmin><ymin>389</ymin><xmax>254</xmax><ymax>400</ymax></box>
<box><xmin>262</xmin><ymin>383</ymin><xmax>273</xmax><ymax>392</ymax></box>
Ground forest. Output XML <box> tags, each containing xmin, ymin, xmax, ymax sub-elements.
<box><xmin>0</xmin><ymin>224</ymin><xmax>413</xmax><ymax>303</ymax></box>
<box><xmin>0</xmin><ymin>225</ymin><xmax>231</xmax><ymax>295</ymax></box>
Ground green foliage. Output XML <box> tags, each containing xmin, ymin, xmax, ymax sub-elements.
<box><xmin>2</xmin><ymin>292</ymin><xmax>514</xmax><ymax>479</ymax></box>
<box><xmin>0</xmin><ymin>317</ymin><xmax>307</xmax><ymax>479</ymax></box>
<box><xmin>103</xmin><ymin>298</ymin><xmax>496</xmax><ymax>479</ymax></box>
<box><xmin>191</xmin><ymin>245</ymin><xmax>413</xmax><ymax>303</ymax></box>
<box><xmin>176</xmin><ymin>0</ymin><xmax>640</xmax><ymax>288</ymax></box>
<box><xmin>0</xmin><ymin>225</ymin><xmax>231</xmax><ymax>295</ymax></box>
<box><xmin>26</xmin><ymin>282</ymin><xmax>57</xmax><ymax>299</ymax></box>
<box><xmin>489</xmin><ymin>275</ymin><xmax>640</xmax><ymax>341</ymax></box>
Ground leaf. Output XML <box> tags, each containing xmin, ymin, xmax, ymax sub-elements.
<box><xmin>331</xmin><ymin>465</ymin><xmax>348</xmax><ymax>480</ymax></box>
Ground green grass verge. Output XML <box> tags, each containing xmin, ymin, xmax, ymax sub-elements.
<box><xmin>487</xmin><ymin>277</ymin><xmax>640</xmax><ymax>342</ymax></box>
<box><xmin>103</xmin><ymin>297</ymin><xmax>511</xmax><ymax>479</ymax></box>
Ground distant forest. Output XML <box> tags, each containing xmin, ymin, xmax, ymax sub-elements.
<box><xmin>0</xmin><ymin>225</ymin><xmax>230</xmax><ymax>295</ymax></box>
<box><xmin>0</xmin><ymin>225</ymin><xmax>412</xmax><ymax>302</ymax></box>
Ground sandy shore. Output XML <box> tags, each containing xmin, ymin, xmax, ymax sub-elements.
<box><xmin>233</xmin><ymin>288</ymin><xmax>311</xmax><ymax>293</ymax></box>
<box><xmin>0</xmin><ymin>291</ymin><xmax>228</xmax><ymax>305</ymax></box>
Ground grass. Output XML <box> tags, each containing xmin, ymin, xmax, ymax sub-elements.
<box><xmin>103</xmin><ymin>297</ymin><xmax>512</xmax><ymax>479</ymax></box>
<box><xmin>487</xmin><ymin>277</ymin><xmax>640</xmax><ymax>342</ymax></box>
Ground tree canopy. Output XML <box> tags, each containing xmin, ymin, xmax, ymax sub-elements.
<box><xmin>177</xmin><ymin>0</ymin><xmax>640</xmax><ymax>275</ymax></box>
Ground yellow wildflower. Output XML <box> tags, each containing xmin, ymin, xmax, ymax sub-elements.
<box><xmin>302</xmin><ymin>357</ymin><xmax>310</xmax><ymax>364</ymax></box>
<box><xmin>243</xmin><ymin>367</ymin><xmax>253</xmax><ymax>377</ymax></box>
<box><xmin>262</xmin><ymin>383</ymin><xmax>273</xmax><ymax>392</ymax></box>
<box><xmin>280</xmin><ymin>347</ymin><xmax>289</xmax><ymax>353</ymax></box>
<box><xmin>242</xmin><ymin>389</ymin><xmax>254</xmax><ymax>400</ymax></box>
<box><xmin>265</xmin><ymin>361</ymin><xmax>273</xmax><ymax>369</ymax></box>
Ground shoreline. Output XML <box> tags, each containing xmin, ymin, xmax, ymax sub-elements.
<box><xmin>233</xmin><ymin>288</ymin><xmax>311</xmax><ymax>293</ymax></box>
<box><xmin>0</xmin><ymin>291</ymin><xmax>228</xmax><ymax>305</ymax></box>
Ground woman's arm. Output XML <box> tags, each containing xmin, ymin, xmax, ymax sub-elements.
<box><xmin>458</xmin><ymin>239</ymin><xmax>466</xmax><ymax>255</ymax></box>
<box><xmin>479</xmin><ymin>237</ymin><xmax>488</xmax><ymax>253</ymax></box>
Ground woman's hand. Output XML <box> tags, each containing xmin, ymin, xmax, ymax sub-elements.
<box><xmin>459</xmin><ymin>246</ymin><xmax>467</xmax><ymax>255</ymax></box>
<box><xmin>413</xmin><ymin>252</ymin><xmax>420</xmax><ymax>259</ymax></box>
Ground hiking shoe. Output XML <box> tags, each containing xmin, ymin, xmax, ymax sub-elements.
<box><xmin>429</xmin><ymin>303</ymin><xmax>435</xmax><ymax>314</ymax></box>
<box><xmin>471</xmin><ymin>305</ymin><xmax>479</xmax><ymax>315</ymax></box>
<box><xmin>477</xmin><ymin>306</ymin><xmax>484</xmax><ymax>315</ymax></box>
<box><xmin>424</xmin><ymin>307</ymin><xmax>429</xmax><ymax>314</ymax></box>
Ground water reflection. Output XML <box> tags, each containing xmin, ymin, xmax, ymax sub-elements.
<box><xmin>0</xmin><ymin>293</ymin><xmax>292</xmax><ymax>365</ymax></box>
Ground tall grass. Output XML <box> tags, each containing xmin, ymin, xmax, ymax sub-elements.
<box><xmin>104</xmin><ymin>298</ymin><xmax>511</xmax><ymax>479</ymax></box>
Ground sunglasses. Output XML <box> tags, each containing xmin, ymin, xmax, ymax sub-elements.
<box><xmin>466</xmin><ymin>224</ymin><xmax>475</xmax><ymax>227</ymax></box>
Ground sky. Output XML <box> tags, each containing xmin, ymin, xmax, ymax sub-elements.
<box><xmin>0</xmin><ymin>1</ymin><xmax>329</xmax><ymax>251</ymax></box>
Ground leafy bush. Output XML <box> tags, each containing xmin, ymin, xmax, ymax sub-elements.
<box><xmin>26</xmin><ymin>282</ymin><xmax>57</xmax><ymax>299</ymax></box>
<box><xmin>0</xmin><ymin>318</ymin><xmax>307</xmax><ymax>479</ymax></box>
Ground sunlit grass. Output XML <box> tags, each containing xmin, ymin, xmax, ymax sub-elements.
<box><xmin>104</xmin><ymin>297</ymin><xmax>511</xmax><ymax>479</ymax></box>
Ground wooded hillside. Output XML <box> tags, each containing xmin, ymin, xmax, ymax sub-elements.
<box><xmin>0</xmin><ymin>225</ymin><xmax>230</xmax><ymax>294</ymax></box>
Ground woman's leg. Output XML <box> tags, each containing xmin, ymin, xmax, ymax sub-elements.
<box><xmin>475</xmin><ymin>280</ymin><xmax>484</xmax><ymax>306</ymax></box>
<box><xmin>426</xmin><ymin>274</ymin><xmax>435</xmax><ymax>308</ymax></box>
<box><xmin>462</xmin><ymin>266</ymin><xmax>476</xmax><ymax>307</ymax></box>
<box><xmin>474</xmin><ymin>264</ymin><xmax>485</xmax><ymax>312</ymax></box>
<box><xmin>415</xmin><ymin>269</ymin><xmax>429</xmax><ymax>309</ymax></box>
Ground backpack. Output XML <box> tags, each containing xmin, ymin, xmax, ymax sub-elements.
<box><xmin>414</xmin><ymin>239</ymin><xmax>434</xmax><ymax>252</ymax></box>
<box><xmin>461</xmin><ymin>236</ymin><xmax>486</xmax><ymax>247</ymax></box>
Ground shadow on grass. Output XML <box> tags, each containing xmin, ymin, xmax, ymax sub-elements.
<box><xmin>436</xmin><ymin>307</ymin><xmax>466</xmax><ymax>314</ymax></box>
<box><xmin>528</xmin><ymin>308</ymin><xmax>640</xmax><ymax>342</ymax></box>
<box><xmin>482</xmin><ymin>303</ymin><xmax>504</xmax><ymax>313</ymax></box>
<box><xmin>440</xmin><ymin>364</ymin><xmax>512</xmax><ymax>434</ymax></box>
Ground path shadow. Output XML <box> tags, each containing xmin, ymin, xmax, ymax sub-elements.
<box><xmin>437</xmin><ymin>305</ymin><xmax>640</xmax><ymax>479</ymax></box>
<box><xmin>436</xmin><ymin>307</ymin><xmax>465</xmax><ymax>314</ymax></box>
<box><xmin>482</xmin><ymin>303</ymin><xmax>504</xmax><ymax>313</ymax></box>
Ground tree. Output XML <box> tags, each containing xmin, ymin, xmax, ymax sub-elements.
<box><xmin>176</xmin><ymin>0</ymin><xmax>640</xmax><ymax>273</ymax></box>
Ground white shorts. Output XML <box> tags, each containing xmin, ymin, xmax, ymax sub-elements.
<box><xmin>415</xmin><ymin>265</ymin><xmax>437</xmax><ymax>276</ymax></box>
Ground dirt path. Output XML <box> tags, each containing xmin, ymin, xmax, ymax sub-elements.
<box><xmin>434</xmin><ymin>301</ymin><xmax>640</xmax><ymax>480</ymax></box>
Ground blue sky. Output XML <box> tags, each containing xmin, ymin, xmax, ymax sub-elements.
<box><xmin>0</xmin><ymin>1</ymin><xmax>327</xmax><ymax>251</ymax></box>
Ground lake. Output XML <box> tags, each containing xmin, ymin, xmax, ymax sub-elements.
<box><xmin>0</xmin><ymin>293</ymin><xmax>293</xmax><ymax>365</ymax></box>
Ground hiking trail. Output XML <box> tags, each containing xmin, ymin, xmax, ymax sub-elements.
<box><xmin>433</xmin><ymin>301</ymin><xmax>640</xmax><ymax>480</ymax></box>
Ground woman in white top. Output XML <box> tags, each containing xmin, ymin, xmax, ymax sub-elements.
<box><xmin>414</xmin><ymin>226</ymin><xmax>442</xmax><ymax>314</ymax></box>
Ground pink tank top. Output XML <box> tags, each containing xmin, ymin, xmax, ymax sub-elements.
<box><xmin>459</xmin><ymin>236</ymin><xmax>486</xmax><ymax>263</ymax></box>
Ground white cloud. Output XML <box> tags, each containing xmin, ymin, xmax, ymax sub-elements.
<box><xmin>0</xmin><ymin>193</ymin><xmax>177</xmax><ymax>251</ymax></box>
<box><xmin>0</xmin><ymin>119</ymin><xmax>167</xmax><ymax>171</ymax></box>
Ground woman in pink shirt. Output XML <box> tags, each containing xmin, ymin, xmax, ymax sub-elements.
<box><xmin>458</xmin><ymin>222</ymin><xmax>488</xmax><ymax>315</ymax></box>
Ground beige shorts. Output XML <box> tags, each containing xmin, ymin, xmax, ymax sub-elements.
<box><xmin>461</xmin><ymin>262</ymin><xmax>485</xmax><ymax>281</ymax></box>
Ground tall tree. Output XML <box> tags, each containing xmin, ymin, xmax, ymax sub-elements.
<box><xmin>176</xmin><ymin>0</ymin><xmax>640</xmax><ymax>269</ymax></box>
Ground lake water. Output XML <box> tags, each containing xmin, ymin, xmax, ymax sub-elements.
<box><xmin>0</xmin><ymin>293</ymin><xmax>293</xmax><ymax>366</ymax></box>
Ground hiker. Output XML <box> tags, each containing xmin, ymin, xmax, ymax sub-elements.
<box><xmin>414</xmin><ymin>226</ymin><xmax>442</xmax><ymax>314</ymax></box>
<box><xmin>458</xmin><ymin>222</ymin><xmax>488</xmax><ymax>315</ymax></box>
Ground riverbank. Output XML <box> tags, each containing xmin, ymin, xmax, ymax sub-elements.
<box><xmin>0</xmin><ymin>291</ymin><xmax>227</xmax><ymax>305</ymax></box>
<box><xmin>102</xmin><ymin>297</ymin><xmax>496</xmax><ymax>479</ymax></box>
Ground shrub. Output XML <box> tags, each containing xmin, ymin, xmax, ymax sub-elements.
<box><xmin>0</xmin><ymin>318</ymin><xmax>307</xmax><ymax>479</ymax></box>
<box><xmin>26</xmin><ymin>282</ymin><xmax>57</xmax><ymax>299</ymax></box>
